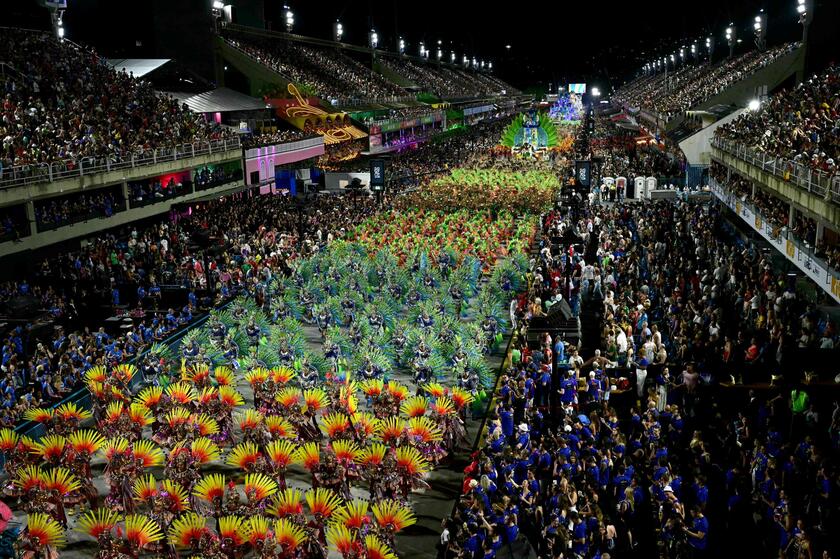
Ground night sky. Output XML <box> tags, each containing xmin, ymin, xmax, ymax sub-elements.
<box><xmin>9</xmin><ymin>0</ymin><xmax>840</xmax><ymax>92</ymax></box>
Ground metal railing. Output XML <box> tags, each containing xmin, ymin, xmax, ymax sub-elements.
<box><xmin>712</xmin><ymin>137</ymin><xmax>840</xmax><ymax>204</ymax></box>
<box><xmin>710</xmin><ymin>177</ymin><xmax>840</xmax><ymax>289</ymax></box>
<box><xmin>0</xmin><ymin>137</ymin><xmax>242</xmax><ymax>191</ymax></box>
<box><xmin>243</xmin><ymin>136</ymin><xmax>324</xmax><ymax>158</ymax></box>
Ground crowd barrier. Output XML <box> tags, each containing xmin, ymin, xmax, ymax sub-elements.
<box><xmin>0</xmin><ymin>137</ymin><xmax>243</xmax><ymax>191</ymax></box>
<box><xmin>712</xmin><ymin>138</ymin><xmax>840</xmax><ymax>204</ymax></box>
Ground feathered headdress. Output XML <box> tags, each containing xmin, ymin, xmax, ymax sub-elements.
<box><xmin>431</xmin><ymin>396</ymin><xmax>456</xmax><ymax>416</ymax></box>
<box><xmin>237</xmin><ymin>409</ymin><xmax>264</xmax><ymax>432</ymax></box>
<box><xmin>326</xmin><ymin>523</ymin><xmax>355</xmax><ymax>556</ymax></box>
<box><xmin>358</xmin><ymin>379</ymin><xmax>384</xmax><ymax>398</ymax></box>
<box><xmin>128</xmin><ymin>403</ymin><xmax>153</xmax><ymax>428</ymax></box>
<box><xmin>365</xmin><ymin>534</ymin><xmax>398</xmax><ymax>559</ymax></box>
<box><xmin>76</xmin><ymin>508</ymin><xmax>120</xmax><ymax>540</ymax></box>
<box><xmin>213</xmin><ymin>366</ymin><xmax>235</xmax><ymax>387</ymax></box>
<box><xmin>33</xmin><ymin>434</ymin><xmax>66</xmax><ymax>464</ymax></box>
<box><xmin>267</xmin><ymin>488</ymin><xmax>303</xmax><ymax>518</ymax></box>
<box><xmin>357</xmin><ymin>442</ymin><xmax>388</xmax><ymax>467</ymax></box>
<box><xmin>293</xmin><ymin>442</ymin><xmax>320</xmax><ymax>472</ymax></box>
<box><xmin>218</xmin><ymin>385</ymin><xmax>244</xmax><ymax>407</ymax></box>
<box><xmin>226</xmin><ymin>442</ymin><xmax>261</xmax><ymax>471</ymax></box>
<box><xmin>320</xmin><ymin>413</ymin><xmax>351</xmax><ymax>439</ymax></box>
<box><xmin>192</xmin><ymin>473</ymin><xmax>226</xmax><ymax>504</ymax></box>
<box><xmin>264</xmin><ymin>439</ymin><xmax>299</xmax><ymax>469</ymax></box>
<box><xmin>218</xmin><ymin>515</ymin><xmax>247</xmax><ymax>546</ymax></box>
<box><xmin>167</xmin><ymin>512</ymin><xmax>207</xmax><ymax>549</ymax></box>
<box><xmin>134</xmin><ymin>386</ymin><xmax>163</xmax><ymax>410</ymax></box>
<box><xmin>270</xmin><ymin>366</ymin><xmax>297</xmax><ymax>385</ymax></box>
<box><xmin>243</xmin><ymin>472</ymin><xmax>278</xmax><ymax>502</ymax></box>
<box><xmin>191</xmin><ymin>413</ymin><xmax>220</xmax><ymax>437</ymax></box>
<box><xmin>160</xmin><ymin>480</ymin><xmax>190</xmax><ymax>513</ymax></box>
<box><xmin>23</xmin><ymin>407</ymin><xmax>55</xmax><ymax>424</ymax></box>
<box><xmin>371</xmin><ymin>499</ymin><xmax>417</xmax><ymax>532</ymax></box>
<box><xmin>67</xmin><ymin>430</ymin><xmax>105</xmax><ymax>456</ymax></box>
<box><xmin>190</xmin><ymin>438</ymin><xmax>221</xmax><ymax>465</ymax></box>
<box><xmin>132</xmin><ymin>440</ymin><xmax>165</xmax><ymax>468</ymax></box>
<box><xmin>303</xmin><ymin>388</ymin><xmax>330</xmax><ymax>414</ymax></box>
<box><xmin>15</xmin><ymin>465</ymin><xmax>46</xmax><ymax>493</ymax></box>
<box><xmin>350</xmin><ymin>412</ymin><xmax>380</xmax><ymax>439</ymax></box>
<box><xmin>422</xmin><ymin>382</ymin><xmax>447</xmax><ymax>399</ymax></box>
<box><xmin>24</xmin><ymin>513</ymin><xmax>66</xmax><ymax>549</ymax></box>
<box><xmin>407</xmin><ymin>416</ymin><xmax>443</xmax><ymax>443</ymax></box>
<box><xmin>273</xmin><ymin>518</ymin><xmax>307</xmax><ymax>551</ymax></box>
<box><xmin>377</xmin><ymin>417</ymin><xmax>406</xmax><ymax>446</ymax></box>
<box><xmin>43</xmin><ymin>467</ymin><xmax>81</xmax><ymax>496</ymax></box>
<box><xmin>305</xmin><ymin>487</ymin><xmax>343</xmax><ymax>519</ymax></box>
<box><xmin>55</xmin><ymin>402</ymin><xmax>93</xmax><ymax>423</ymax></box>
<box><xmin>395</xmin><ymin>446</ymin><xmax>430</xmax><ymax>476</ymax></box>
<box><xmin>449</xmin><ymin>387</ymin><xmax>474</xmax><ymax>410</ymax></box>
<box><xmin>330</xmin><ymin>440</ymin><xmax>362</xmax><ymax>464</ymax></box>
<box><xmin>165</xmin><ymin>382</ymin><xmax>196</xmax><ymax>405</ymax></box>
<box><xmin>400</xmin><ymin>395</ymin><xmax>429</xmax><ymax>418</ymax></box>
<box><xmin>386</xmin><ymin>381</ymin><xmax>409</xmax><ymax>402</ymax></box>
<box><xmin>264</xmin><ymin>415</ymin><xmax>297</xmax><ymax>439</ymax></box>
<box><xmin>275</xmin><ymin>387</ymin><xmax>302</xmax><ymax>409</ymax></box>
<box><xmin>244</xmin><ymin>367</ymin><xmax>270</xmax><ymax>387</ymax></box>
<box><xmin>0</xmin><ymin>428</ymin><xmax>18</xmax><ymax>452</ymax></box>
<box><xmin>133</xmin><ymin>475</ymin><xmax>158</xmax><ymax>503</ymax></box>
<box><xmin>246</xmin><ymin>516</ymin><xmax>271</xmax><ymax>546</ymax></box>
<box><xmin>123</xmin><ymin>514</ymin><xmax>164</xmax><ymax>548</ymax></box>
<box><xmin>332</xmin><ymin>500</ymin><xmax>370</xmax><ymax>530</ymax></box>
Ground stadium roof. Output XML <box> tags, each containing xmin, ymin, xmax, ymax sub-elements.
<box><xmin>107</xmin><ymin>58</ymin><xmax>172</xmax><ymax>78</ymax></box>
<box><xmin>166</xmin><ymin>87</ymin><xmax>268</xmax><ymax>114</ymax></box>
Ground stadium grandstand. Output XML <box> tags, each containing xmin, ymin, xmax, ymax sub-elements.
<box><xmin>0</xmin><ymin>1</ymin><xmax>838</xmax><ymax>559</ymax></box>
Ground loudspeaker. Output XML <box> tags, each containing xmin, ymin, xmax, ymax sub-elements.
<box><xmin>548</xmin><ymin>299</ymin><xmax>574</xmax><ymax>321</ymax></box>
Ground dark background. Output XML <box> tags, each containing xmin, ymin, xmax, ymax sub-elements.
<box><xmin>7</xmin><ymin>0</ymin><xmax>840</xmax><ymax>93</ymax></box>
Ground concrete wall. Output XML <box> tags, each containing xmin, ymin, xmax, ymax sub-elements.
<box><xmin>712</xmin><ymin>147</ymin><xmax>840</xmax><ymax>226</ymax></box>
<box><xmin>0</xmin><ymin>179</ymin><xmax>246</xmax><ymax>258</ymax></box>
<box><xmin>0</xmin><ymin>149</ymin><xmax>242</xmax><ymax>208</ymax></box>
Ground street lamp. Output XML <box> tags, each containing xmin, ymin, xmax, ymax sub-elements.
<box><xmin>398</xmin><ymin>37</ymin><xmax>405</xmax><ymax>54</ymax></box>
<box><xmin>706</xmin><ymin>36</ymin><xmax>715</xmax><ymax>60</ymax></box>
<box><xmin>369</xmin><ymin>29</ymin><xmax>378</xmax><ymax>49</ymax></box>
<box><xmin>334</xmin><ymin>20</ymin><xmax>343</xmax><ymax>42</ymax></box>
<box><xmin>419</xmin><ymin>42</ymin><xmax>425</xmax><ymax>58</ymax></box>
<box><xmin>591</xmin><ymin>87</ymin><xmax>601</xmax><ymax>98</ymax></box>
<box><xmin>283</xmin><ymin>5</ymin><xmax>294</xmax><ymax>33</ymax></box>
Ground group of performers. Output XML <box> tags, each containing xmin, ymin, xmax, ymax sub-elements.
<box><xmin>1</xmin><ymin>241</ymin><xmax>528</xmax><ymax>559</ymax></box>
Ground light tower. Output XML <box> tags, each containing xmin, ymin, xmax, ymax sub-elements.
<box><xmin>754</xmin><ymin>11</ymin><xmax>767</xmax><ymax>51</ymax></box>
<box><xmin>725</xmin><ymin>25</ymin><xmax>736</xmax><ymax>58</ymax></box>
<box><xmin>283</xmin><ymin>5</ymin><xmax>294</xmax><ymax>33</ymax></box>
<box><xmin>334</xmin><ymin>21</ymin><xmax>343</xmax><ymax>42</ymax></box>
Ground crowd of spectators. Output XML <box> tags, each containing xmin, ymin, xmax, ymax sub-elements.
<box><xmin>225</xmin><ymin>35</ymin><xmax>405</xmax><ymax>102</ymax></box>
<box><xmin>128</xmin><ymin>177</ymin><xmax>191</xmax><ymax>207</ymax></box>
<box><xmin>34</xmin><ymin>189</ymin><xmax>124</xmax><ymax>230</ymax></box>
<box><xmin>711</xmin><ymin>163</ymin><xmax>839</xmax><ymax>275</ymax></box>
<box><xmin>0</xmin><ymin>190</ymin><xmax>381</xmax><ymax>427</ymax></box>
<box><xmin>362</xmin><ymin>106</ymin><xmax>444</xmax><ymax>126</ymax></box>
<box><xmin>242</xmin><ymin>128</ymin><xmax>319</xmax><ymax>149</ymax></box>
<box><xmin>378</xmin><ymin>57</ymin><xmax>518</xmax><ymax>99</ymax></box>
<box><xmin>0</xmin><ymin>29</ymin><xmax>232</xmax><ymax>177</ymax></box>
<box><xmin>614</xmin><ymin>44</ymin><xmax>796</xmax><ymax>121</ymax></box>
<box><xmin>715</xmin><ymin>65</ymin><xmax>840</xmax><ymax>176</ymax></box>
<box><xmin>444</xmin><ymin>193</ymin><xmax>838</xmax><ymax>559</ymax></box>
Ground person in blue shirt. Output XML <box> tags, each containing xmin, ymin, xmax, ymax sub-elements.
<box><xmin>571</xmin><ymin>513</ymin><xmax>588</xmax><ymax>556</ymax></box>
<box><xmin>497</xmin><ymin>404</ymin><xmax>514</xmax><ymax>442</ymax></box>
<box><xmin>685</xmin><ymin>506</ymin><xmax>709</xmax><ymax>552</ymax></box>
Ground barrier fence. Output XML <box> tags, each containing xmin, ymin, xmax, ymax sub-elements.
<box><xmin>0</xmin><ymin>137</ymin><xmax>243</xmax><ymax>191</ymax></box>
<box><xmin>712</xmin><ymin>137</ymin><xmax>840</xmax><ymax>204</ymax></box>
